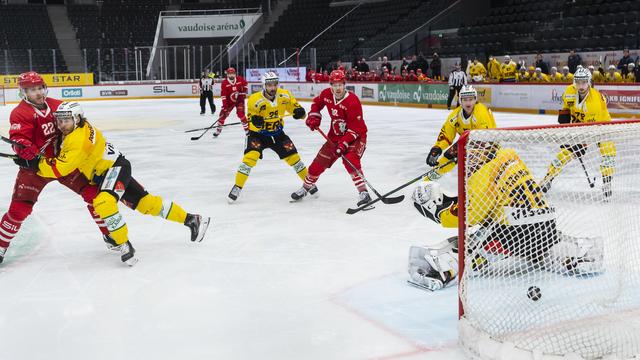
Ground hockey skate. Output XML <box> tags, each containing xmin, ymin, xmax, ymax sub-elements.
<box><xmin>103</xmin><ymin>234</ymin><xmax>119</xmax><ymax>252</ymax></box>
<box><xmin>114</xmin><ymin>241</ymin><xmax>138</xmax><ymax>266</ymax></box>
<box><xmin>184</xmin><ymin>214</ymin><xmax>211</xmax><ymax>242</ymax></box>
<box><xmin>213</xmin><ymin>127</ymin><xmax>222</xmax><ymax>138</ymax></box>
<box><xmin>357</xmin><ymin>191</ymin><xmax>374</xmax><ymax>211</ymax></box>
<box><xmin>228</xmin><ymin>185</ymin><xmax>242</xmax><ymax>203</ymax></box>
<box><xmin>290</xmin><ymin>184</ymin><xmax>318</xmax><ymax>202</ymax></box>
<box><xmin>0</xmin><ymin>246</ymin><xmax>6</xmax><ymax>264</ymax></box>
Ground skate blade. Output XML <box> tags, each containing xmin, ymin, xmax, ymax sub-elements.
<box><xmin>195</xmin><ymin>217</ymin><xmax>211</xmax><ymax>242</ymax></box>
<box><xmin>406</xmin><ymin>280</ymin><xmax>435</xmax><ymax>291</ymax></box>
<box><xmin>124</xmin><ymin>257</ymin><xmax>139</xmax><ymax>267</ymax></box>
<box><xmin>227</xmin><ymin>198</ymin><xmax>237</xmax><ymax>204</ymax></box>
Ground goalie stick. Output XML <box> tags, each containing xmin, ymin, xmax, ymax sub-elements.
<box><xmin>346</xmin><ymin>160</ymin><xmax>455</xmax><ymax>215</ymax></box>
<box><xmin>316</xmin><ymin>128</ymin><xmax>404</xmax><ymax>206</ymax></box>
<box><xmin>577</xmin><ymin>155</ymin><xmax>596</xmax><ymax>188</ymax></box>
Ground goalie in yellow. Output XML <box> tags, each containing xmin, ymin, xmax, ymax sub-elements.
<box><xmin>33</xmin><ymin>102</ymin><xmax>211</xmax><ymax>266</ymax></box>
<box><xmin>540</xmin><ymin>67</ymin><xmax>615</xmax><ymax>199</ymax></box>
<box><xmin>407</xmin><ymin>142</ymin><xmax>603</xmax><ymax>291</ymax></box>
<box><xmin>425</xmin><ymin>85</ymin><xmax>496</xmax><ymax>181</ymax></box>
<box><xmin>227</xmin><ymin>71</ymin><xmax>308</xmax><ymax>203</ymax></box>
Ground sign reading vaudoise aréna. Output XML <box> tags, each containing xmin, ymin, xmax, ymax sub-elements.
<box><xmin>162</xmin><ymin>14</ymin><xmax>260</xmax><ymax>38</ymax></box>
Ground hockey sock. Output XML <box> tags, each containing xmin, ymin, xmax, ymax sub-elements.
<box><xmin>0</xmin><ymin>213</ymin><xmax>20</xmax><ymax>248</ymax></box>
<box><xmin>349</xmin><ymin>171</ymin><xmax>368</xmax><ymax>193</ymax></box>
<box><xmin>93</xmin><ymin>192</ymin><xmax>128</xmax><ymax>245</ymax></box>
<box><xmin>235</xmin><ymin>150</ymin><xmax>260</xmax><ymax>188</ymax></box>
<box><xmin>284</xmin><ymin>153</ymin><xmax>308</xmax><ymax>180</ymax></box>
<box><xmin>136</xmin><ymin>194</ymin><xmax>187</xmax><ymax>224</ymax></box>
<box><xmin>87</xmin><ymin>204</ymin><xmax>110</xmax><ymax>236</ymax></box>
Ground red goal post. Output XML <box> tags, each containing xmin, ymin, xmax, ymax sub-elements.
<box><xmin>456</xmin><ymin>119</ymin><xmax>640</xmax><ymax>360</ymax></box>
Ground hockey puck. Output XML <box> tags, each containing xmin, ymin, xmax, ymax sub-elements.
<box><xmin>527</xmin><ymin>286</ymin><xmax>542</xmax><ymax>301</ymax></box>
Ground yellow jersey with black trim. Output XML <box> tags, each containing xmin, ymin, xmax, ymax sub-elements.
<box><xmin>469</xmin><ymin>62</ymin><xmax>487</xmax><ymax>78</ymax></box>
<box><xmin>487</xmin><ymin>58</ymin><xmax>502</xmax><ymax>80</ymax></box>
<box><xmin>592</xmin><ymin>70</ymin><xmax>604</xmax><ymax>83</ymax></box>
<box><xmin>624</xmin><ymin>72</ymin><xmax>636</xmax><ymax>83</ymax></box>
<box><xmin>434</xmin><ymin>102</ymin><xmax>496</xmax><ymax>151</ymax></box>
<box><xmin>467</xmin><ymin>148</ymin><xmax>552</xmax><ymax>227</ymax></box>
<box><xmin>560</xmin><ymin>73</ymin><xmax>574</xmax><ymax>83</ymax></box>
<box><xmin>247</xmin><ymin>88</ymin><xmax>303</xmax><ymax>135</ymax></box>
<box><xmin>500</xmin><ymin>61</ymin><xmax>517</xmax><ymax>81</ymax></box>
<box><xmin>605</xmin><ymin>71</ymin><xmax>623</xmax><ymax>83</ymax></box>
<box><xmin>562</xmin><ymin>84</ymin><xmax>611</xmax><ymax>123</ymax></box>
<box><xmin>37</xmin><ymin>121</ymin><xmax>113</xmax><ymax>181</ymax></box>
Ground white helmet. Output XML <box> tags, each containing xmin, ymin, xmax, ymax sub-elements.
<box><xmin>608</xmin><ymin>64</ymin><xmax>616</xmax><ymax>70</ymax></box>
<box><xmin>459</xmin><ymin>85</ymin><xmax>477</xmax><ymax>100</ymax></box>
<box><xmin>54</xmin><ymin>102</ymin><xmax>85</xmax><ymax>129</ymax></box>
<box><xmin>261</xmin><ymin>71</ymin><xmax>279</xmax><ymax>89</ymax></box>
<box><xmin>573</xmin><ymin>67</ymin><xmax>592</xmax><ymax>85</ymax></box>
<box><xmin>629</xmin><ymin>63</ymin><xmax>636</xmax><ymax>68</ymax></box>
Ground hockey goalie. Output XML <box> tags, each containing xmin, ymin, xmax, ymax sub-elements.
<box><xmin>408</xmin><ymin>141</ymin><xmax>604</xmax><ymax>291</ymax></box>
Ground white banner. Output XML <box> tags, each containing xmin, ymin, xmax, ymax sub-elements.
<box><xmin>162</xmin><ymin>14</ymin><xmax>260</xmax><ymax>39</ymax></box>
<box><xmin>245</xmin><ymin>67</ymin><xmax>307</xmax><ymax>82</ymax></box>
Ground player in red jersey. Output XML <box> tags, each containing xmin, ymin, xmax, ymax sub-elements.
<box><xmin>0</xmin><ymin>72</ymin><xmax>111</xmax><ymax>263</ymax></box>
<box><xmin>291</xmin><ymin>70</ymin><xmax>371</xmax><ymax>206</ymax></box>
<box><xmin>214</xmin><ymin>67</ymin><xmax>249</xmax><ymax>137</ymax></box>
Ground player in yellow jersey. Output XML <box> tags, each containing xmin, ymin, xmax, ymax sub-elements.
<box><xmin>407</xmin><ymin>143</ymin><xmax>603</xmax><ymax>290</ymax></box>
<box><xmin>500</xmin><ymin>55</ymin><xmax>517</xmax><ymax>82</ymax></box>
<box><xmin>540</xmin><ymin>68</ymin><xmax>615</xmax><ymax>199</ymax></box>
<box><xmin>425</xmin><ymin>85</ymin><xmax>496</xmax><ymax>181</ymax></box>
<box><xmin>24</xmin><ymin>102</ymin><xmax>211</xmax><ymax>265</ymax></box>
<box><xmin>560</xmin><ymin>66</ymin><xmax>574</xmax><ymax>83</ymax></box>
<box><xmin>624</xmin><ymin>63</ymin><xmax>636</xmax><ymax>83</ymax></box>
<box><xmin>517</xmin><ymin>67</ymin><xmax>528</xmax><ymax>82</ymax></box>
<box><xmin>227</xmin><ymin>71</ymin><xmax>308</xmax><ymax>203</ymax></box>
<box><xmin>588</xmin><ymin>65</ymin><xmax>605</xmax><ymax>83</ymax></box>
<box><xmin>468</xmin><ymin>57</ymin><xmax>487</xmax><ymax>82</ymax></box>
<box><xmin>605</xmin><ymin>65</ymin><xmax>623</xmax><ymax>82</ymax></box>
<box><xmin>487</xmin><ymin>56</ymin><xmax>501</xmax><ymax>81</ymax></box>
<box><xmin>529</xmin><ymin>67</ymin><xmax>550</xmax><ymax>83</ymax></box>
<box><xmin>549</xmin><ymin>67</ymin><xmax>563</xmax><ymax>82</ymax></box>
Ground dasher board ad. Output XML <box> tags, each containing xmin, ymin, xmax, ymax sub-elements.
<box><xmin>162</xmin><ymin>14</ymin><xmax>260</xmax><ymax>38</ymax></box>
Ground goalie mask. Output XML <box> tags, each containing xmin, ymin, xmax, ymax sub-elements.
<box><xmin>467</xmin><ymin>141</ymin><xmax>499</xmax><ymax>173</ymax></box>
<box><xmin>54</xmin><ymin>101</ymin><xmax>85</xmax><ymax>134</ymax></box>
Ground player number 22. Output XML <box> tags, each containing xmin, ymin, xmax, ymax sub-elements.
<box><xmin>42</xmin><ymin>122</ymin><xmax>56</xmax><ymax>136</ymax></box>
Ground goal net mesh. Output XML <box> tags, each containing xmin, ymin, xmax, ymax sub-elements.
<box><xmin>458</xmin><ymin>121</ymin><xmax>640</xmax><ymax>359</ymax></box>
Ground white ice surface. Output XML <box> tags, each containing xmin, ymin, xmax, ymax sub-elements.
<box><xmin>0</xmin><ymin>99</ymin><xmax>558</xmax><ymax>360</ymax></box>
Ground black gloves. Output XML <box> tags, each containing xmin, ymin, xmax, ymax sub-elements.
<box><xmin>293</xmin><ymin>107</ymin><xmax>306</xmax><ymax>120</ymax></box>
<box><xmin>13</xmin><ymin>156</ymin><xmax>40</xmax><ymax>171</ymax></box>
<box><xmin>426</xmin><ymin>147</ymin><xmax>442</xmax><ymax>167</ymax></box>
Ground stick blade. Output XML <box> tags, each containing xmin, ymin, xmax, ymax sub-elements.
<box><xmin>380</xmin><ymin>194</ymin><xmax>405</xmax><ymax>204</ymax></box>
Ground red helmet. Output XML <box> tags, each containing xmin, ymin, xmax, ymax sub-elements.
<box><xmin>18</xmin><ymin>71</ymin><xmax>46</xmax><ymax>89</ymax></box>
<box><xmin>226</xmin><ymin>67</ymin><xmax>236</xmax><ymax>74</ymax></box>
<box><xmin>329</xmin><ymin>70</ymin><xmax>346</xmax><ymax>84</ymax></box>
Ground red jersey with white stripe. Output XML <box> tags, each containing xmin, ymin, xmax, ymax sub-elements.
<box><xmin>220</xmin><ymin>76</ymin><xmax>248</xmax><ymax>108</ymax></box>
<box><xmin>309</xmin><ymin>88</ymin><xmax>367</xmax><ymax>143</ymax></box>
<box><xmin>9</xmin><ymin>98</ymin><xmax>63</xmax><ymax>158</ymax></box>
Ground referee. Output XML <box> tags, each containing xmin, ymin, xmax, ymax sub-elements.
<box><xmin>199</xmin><ymin>70</ymin><xmax>216</xmax><ymax>115</ymax></box>
<box><xmin>447</xmin><ymin>63</ymin><xmax>467</xmax><ymax>110</ymax></box>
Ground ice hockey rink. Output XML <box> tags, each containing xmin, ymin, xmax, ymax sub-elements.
<box><xmin>0</xmin><ymin>98</ymin><xmax>560</xmax><ymax>360</ymax></box>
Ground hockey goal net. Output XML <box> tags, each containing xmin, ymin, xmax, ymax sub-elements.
<box><xmin>457</xmin><ymin>120</ymin><xmax>640</xmax><ymax>360</ymax></box>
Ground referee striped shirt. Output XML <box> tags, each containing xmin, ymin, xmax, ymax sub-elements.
<box><xmin>449</xmin><ymin>70</ymin><xmax>467</xmax><ymax>87</ymax></box>
<box><xmin>200</xmin><ymin>77</ymin><xmax>213</xmax><ymax>91</ymax></box>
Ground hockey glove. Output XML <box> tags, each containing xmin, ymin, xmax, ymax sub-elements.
<box><xmin>443</xmin><ymin>141</ymin><xmax>458</xmax><ymax>163</ymax></box>
<box><xmin>292</xmin><ymin>107</ymin><xmax>306</xmax><ymax>120</ymax></box>
<box><xmin>426</xmin><ymin>147</ymin><xmax>442</xmax><ymax>167</ymax></box>
<box><xmin>558</xmin><ymin>110</ymin><xmax>571</xmax><ymax>124</ymax></box>
<box><xmin>12</xmin><ymin>138</ymin><xmax>39</xmax><ymax>160</ymax></box>
<box><xmin>251</xmin><ymin>115</ymin><xmax>264</xmax><ymax>128</ymax></box>
<box><xmin>335</xmin><ymin>141</ymin><xmax>348</xmax><ymax>155</ymax></box>
<box><xmin>305</xmin><ymin>113</ymin><xmax>321</xmax><ymax>131</ymax></box>
<box><xmin>13</xmin><ymin>155</ymin><xmax>40</xmax><ymax>171</ymax></box>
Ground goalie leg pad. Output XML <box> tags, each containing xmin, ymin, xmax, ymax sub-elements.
<box><xmin>545</xmin><ymin>232</ymin><xmax>604</xmax><ymax>275</ymax></box>
<box><xmin>412</xmin><ymin>182</ymin><xmax>457</xmax><ymax>226</ymax></box>
<box><xmin>408</xmin><ymin>243</ymin><xmax>458</xmax><ymax>291</ymax></box>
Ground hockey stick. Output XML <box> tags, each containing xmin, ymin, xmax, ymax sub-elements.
<box><xmin>1</xmin><ymin>135</ymin><xmax>23</xmax><ymax>148</ymax></box>
<box><xmin>189</xmin><ymin>120</ymin><xmax>220</xmax><ymax>140</ymax></box>
<box><xmin>0</xmin><ymin>152</ymin><xmax>18</xmax><ymax>159</ymax></box>
<box><xmin>316</xmin><ymin>128</ymin><xmax>404</xmax><ymax>205</ymax></box>
<box><xmin>346</xmin><ymin>160</ymin><xmax>455</xmax><ymax>215</ymax></box>
<box><xmin>577</xmin><ymin>156</ymin><xmax>596</xmax><ymax>188</ymax></box>
<box><xmin>185</xmin><ymin>121</ymin><xmax>243</xmax><ymax>134</ymax></box>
